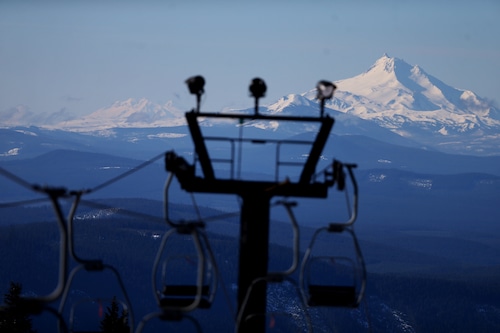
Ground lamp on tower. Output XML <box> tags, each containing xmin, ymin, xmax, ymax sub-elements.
<box><xmin>185</xmin><ymin>75</ymin><xmax>205</xmax><ymax>113</ymax></box>
<box><xmin>249</xmin><ymin>78</ymin><xmax>267</xmax><ymax>115</ymax></box>
<box><xmin>316</xmin><ymin>80</ymin><xmax>336</xmax><ymax>117</ymax></box>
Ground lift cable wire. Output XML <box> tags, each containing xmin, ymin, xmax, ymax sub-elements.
<box><xmin>0</xmin><ymin>151</ymin><xmax>163</xmax><ymax>196</ymax></box>
<box><xmin>88</xmin><ymin>152</ymin><xmax>165</xmax><ymax>194</ymax></box>
<box><xmin>0</xmin><ymin>197</ymin><xmax>49</xmax><ymax>208</ymax></box>
<box><xmin>0</xmin><ymin>165</ymin><xmax>38</xmax><ymax>191</ymax></box>
<box><xmin>0</xmin><ymin>153</ymin><xmax>195</xmax><ymax>228</ymax></box>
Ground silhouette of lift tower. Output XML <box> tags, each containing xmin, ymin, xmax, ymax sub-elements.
<box><xmin>166</xmin><ymin>76</ymin><xmax>338</xmax><ymax>332</ymax></box>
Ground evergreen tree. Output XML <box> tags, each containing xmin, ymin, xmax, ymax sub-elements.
<box><xmin>0</xmin><ymin>281</ymin><xmax>36</xmax><ymax>333</ymax></box>
<box><xmin>99</xmin><ymin>297</ymin><xmax>129</xmax><ymax>333</ymax></box>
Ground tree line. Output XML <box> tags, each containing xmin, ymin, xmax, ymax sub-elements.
<box><xmin>0</xmin><ymin>281</ymin><xmax>130</xmax><ymax>333</ymax></box>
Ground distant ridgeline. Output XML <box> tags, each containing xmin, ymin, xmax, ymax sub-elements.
<box><xmin>1</xmin><ymin>55</ymin><xmax>500</xmax><ymax>156</ymax></box>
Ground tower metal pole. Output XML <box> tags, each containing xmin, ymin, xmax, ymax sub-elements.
<box><xmin>237</xmin><ymin>192</ymin><xmax>271</xmax><ymax>333</ymax></box>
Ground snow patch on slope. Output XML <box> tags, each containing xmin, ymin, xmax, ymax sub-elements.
<box><xmin>52</xmin><ymin>98</ymin><xmax>186</xmax><ymax>132</ymax></box>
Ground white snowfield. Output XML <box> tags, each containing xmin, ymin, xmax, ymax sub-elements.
<box><xmin>311</xmin><ymin>54</ymin><xmax>500</xmax><ymax>137</ymax></box>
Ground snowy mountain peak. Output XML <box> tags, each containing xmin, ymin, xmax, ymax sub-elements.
<box><xmin>110</xmin><ymin>97</ymin><xmax>161</xmax><ymax>110</ymax></box>
<box><xmin>267</xmin><ymin>94</ymin><xmax>317</xmax><ymax>114</ymax></box>
<box><xmin>314</xmin><ymin>55</ymin><xmax>500</xmax><ymax>155</ymax></box>
<box><xmin>366</xmin><ymin>54</ymin><xmax>414</xmax><ymax>78</ymax></box>
<box><xmin>53</xmin><ymin>98</ymin><xmax>185</xmax><ymax>131</ymax></box>
<box><xmin>365</xmin><ymin>56</ymin><xmax>441</xmax><ymax>97</ymax></box>
<box><xmin>333</xmin><ymin>54</ymin><xmax>462</xmax><ymax>111</ymax></box>
<box><xmin>370</xmin><ymin>54</ymin><xmax>398</xmax><ymax>72</ymax></box>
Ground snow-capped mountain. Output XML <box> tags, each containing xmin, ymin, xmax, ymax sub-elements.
<box><xmin>50</xmin><ymin>98</ymin><xmax>186</xmax><ymax>131</ymax></box>
<box><xmin>267</xmin><ymin>94</ymin><xmax>319</xmax><ymax>114</ymax></box>
<box><xmin>302</xmin><ymin>54</ymin><xmax>500</xmax><ymax>155</ymax></box>
<box><xmin>1</xmin><ymin>54</ymin><xmax>499</xmax><ymax>155</ymax></box>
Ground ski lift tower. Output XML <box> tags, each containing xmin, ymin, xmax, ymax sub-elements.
<box><xmin>166</xmin><ymin>77</ymin><xmax>338</xmax><ymax>333</ymax></box>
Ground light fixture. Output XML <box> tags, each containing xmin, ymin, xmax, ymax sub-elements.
<box><xmin>186</xmin><ymin>75</ymin><xmax>205</xmax><ymax>96</ymax></box>
<box><xmin>316</xmin><ymin>80</ymin><xmax>336</xmax><ymax>100</ymax></box>
<box><xmin>249</xmin><ymin>78</ymin><xmax>266</xmax><ymax>99</ymax></box>
<box><xmin>185</xmin><ymin>75</ymin><xmax>205</xmax><ymax>113</ymax></box>
<box><xmin>316</xmin><ymin>80</ymin><xmax>336</xmax><ymax>117</ymax></box>
<box><xmin>249</xmin><ymin>78</ymin><xmax>267</xmax><ymax>115</ymax></box>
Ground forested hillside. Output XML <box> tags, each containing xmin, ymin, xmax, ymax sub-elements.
<box><xmin>1</xmin><ymin>200</ymin><xmax>499</xmax><ymax>332</ymax></box>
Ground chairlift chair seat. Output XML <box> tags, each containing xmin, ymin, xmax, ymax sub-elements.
<box><xmin>307</xmin><ymin>284</ymin><xmax>357</xmax><ymax>308</ymax></box>
<box><xmin>159</xmin><ymin>297</ymin><xmax>212</xmax><ymax>310</ymax></box>
<box><xmin>160</xmin><ymin>284</ymin><xmax>212</xmax><ymax>309</ymax></box>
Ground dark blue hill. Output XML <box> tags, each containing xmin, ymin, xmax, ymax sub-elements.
<box><xmin>286</xmin><ymin>132</ymin><xmax>500</xmax><ymax>176</ymax></box>
<box><xmin>0</xmin><ymin>149</ymin><xmax>168</xmax><ymax>202</ymax></box>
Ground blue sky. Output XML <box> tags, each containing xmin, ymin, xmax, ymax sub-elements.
<box><xmin>1</xmin><ymin>0</ymin><xmax>499</xmax><ymax>117</ymax></box>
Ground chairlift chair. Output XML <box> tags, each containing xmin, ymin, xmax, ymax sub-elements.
<box><xmin>59</xmin><ymin>192</ymin><xmax>134</xmax><ymax>333</ymax></box>
<box><xmin>300</xmin><ymin>225</ymin><xmax>366</xmax><ymax>308</ymax></box>
<box><xmin>151</xmin><ymin>172</ymin><xmax>218</xmax><ymax>312</ymax></box>
<box><xmin>137</xmin><ymin>174</ymin><xmax>219</xmax><ymax>332</ymax></box>
<box><xmin>0</xmin><ymin>188</ymin><xmax>73</xmax><ymax>333</ymax></box>
<box><xmin>152</xmin><ymin>226</ymin><xmax>217</xmax><ymax>312</ymax></box>
<box><xmin>300</xmin><ymin>162</ymin><xmax>366</xmax><ymax>308</ymax></box>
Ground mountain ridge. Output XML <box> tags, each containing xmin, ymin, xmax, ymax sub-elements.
<box><xmin>1</xmin><ymin>54</ymin><xmax>499</xmax><ymax>155</ymax></box>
